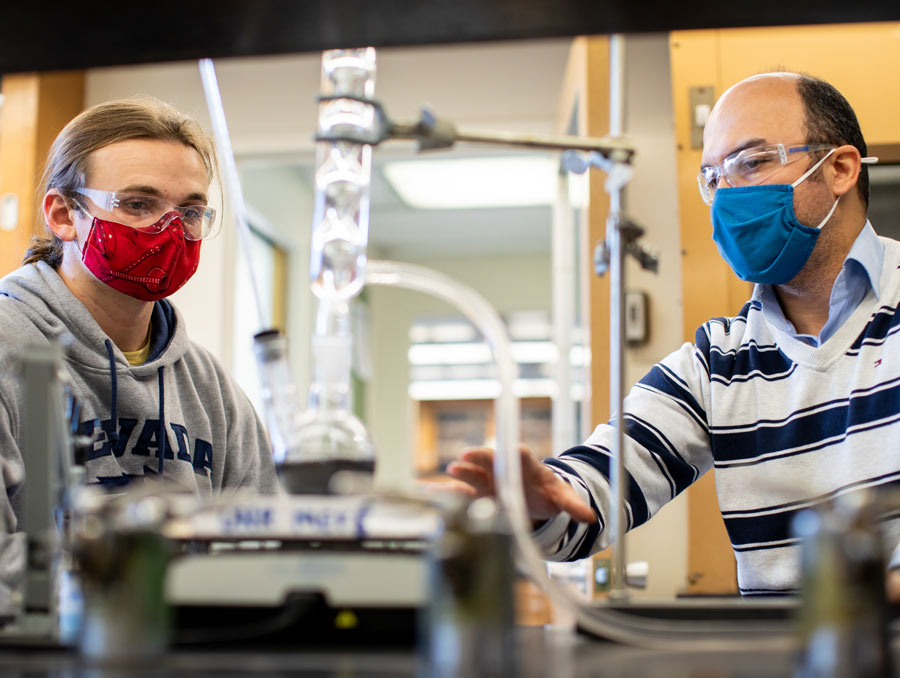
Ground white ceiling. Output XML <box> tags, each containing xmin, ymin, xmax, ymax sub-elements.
<box><xmin>236</xmin><ymin>39</ymin><xmax>573</xmax><ymax>258</ymax></box>
<box><xmin>281</xmin><ymin>150</ymin><xmax>556</xmax><ymax>259</ymax></box>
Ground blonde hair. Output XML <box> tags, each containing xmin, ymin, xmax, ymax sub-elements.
<box><xmin>24</xmin><ymin>96</ymin><xmax>217</xmax><ymax>267</ymax></box>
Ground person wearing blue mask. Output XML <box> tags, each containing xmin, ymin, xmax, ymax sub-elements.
<box><xmin>448</xmin><ymin>71</ymin><xmax>900</xmax><ymax>598</ymax></box>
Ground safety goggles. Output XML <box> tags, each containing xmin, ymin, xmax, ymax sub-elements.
<box><xmin>697</xmin><ymin>143</ymin><xmax>835</xmax><ymax>206</ymax></box>
<box><xmin>72</xmin><ymin>187</ymin><xmax>218</xmax><ymax>240</ymax></box>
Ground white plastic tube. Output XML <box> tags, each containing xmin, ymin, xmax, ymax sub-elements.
<box><xmin>366</xmin><ymin>259</ymin><xmax>795</xmax><ymax>651</ymax></box>
<box><xmin>198</xmin><ymin>58</ymin><xmax>266</xmax><ymax>332</ymax></box>
<box><xmin>364</xmin><ymin>260</ymin><xmax>524</xmax><ymax>537</ymax></box>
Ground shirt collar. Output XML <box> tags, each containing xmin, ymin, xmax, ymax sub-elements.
<box><xmin>753</xmin><ymin>222</ymin><xmax>882</xmax><ymax>300</ymax></box>
<box><xmin>752</xmin><ymin>221</ymin><xmax>883</xmax><ymax>332</ymax></box>
<box><xmin>845</xmin><ymin>221</ymin><xmax>883</xmax><ymax>297</ymax></box>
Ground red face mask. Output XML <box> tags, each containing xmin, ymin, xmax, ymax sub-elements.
<box><xmin>80</xmin><ymin>214</ymin><xmax>201</xmax><ymax>302</ymax></box>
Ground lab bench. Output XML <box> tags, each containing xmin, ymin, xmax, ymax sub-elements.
<box><xmin>0</xmin><ymin>625</ymin><xmax>835</xmax><ymax>677</ymax></box>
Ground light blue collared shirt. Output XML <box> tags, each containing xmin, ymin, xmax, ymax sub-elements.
<box><xmin>758</xmin><ymin>222</ymin><xmax>883</xmax><ymax>346</ymax></box>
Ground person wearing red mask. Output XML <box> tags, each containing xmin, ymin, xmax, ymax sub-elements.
<box><xmin>0</xmin><ymin>98</ymin><xmax>278</xmax><ymax>604</ymax></box>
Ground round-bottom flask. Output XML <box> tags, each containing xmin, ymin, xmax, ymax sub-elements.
<box><xmin>254</xmin><ymin>329</ymin><xmax>375</xmax><ymax>495</ymax></box>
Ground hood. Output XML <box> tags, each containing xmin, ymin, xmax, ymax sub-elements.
<box><xmin>0</xmin><ymin>261</ymin><xmax>188</xmax><ymax>376</ymax></box>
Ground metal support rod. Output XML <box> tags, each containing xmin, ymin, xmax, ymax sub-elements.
<box><xmin>552</xmin><ymin>168</ymin><xmax>576</xmax><ymax>455</ymax></box>
<box><xmin>607</xmin><ymin>33</ymin><xmax>629</xmax><ymax>602</ymax></box>
<box><xmin>315</xmin><ymin>98</ymin><xmax>637</xmax><ymax>164</ymax></box>
<box><xmin>450</xmin><ymin>128</ymin><xmax>634</xmax><ymax>159</ymax></box>
<box><xmin>19</xmin><ymin>341</ymin><xmax>70</xmax><ymax>631</ymax></box>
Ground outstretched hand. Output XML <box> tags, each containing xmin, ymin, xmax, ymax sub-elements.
<box><xmin>446</xmin><ymin>445</ymin><xmax>597</xmax><ymax>523</ymax></box>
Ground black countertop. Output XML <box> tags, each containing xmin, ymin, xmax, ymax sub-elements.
<box><xmin>0</xmin><ymin>626</ymin><xmax>809</xmax><ymax>678</ymax></box>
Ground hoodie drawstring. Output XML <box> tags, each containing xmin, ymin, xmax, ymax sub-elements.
<box><xmin>157</xmin><ymin>365</ymin><xmax>166</xmax><ymax>477</ymax></box>
<box><xmin>106</xmin><ymin>339</ymin><xmax>167</xmax><ymax>477</ymax></box>
<box><xmin>103</xmin><ymin>339</ymin><xmax>119</xmax><ymax>445</ymax></box>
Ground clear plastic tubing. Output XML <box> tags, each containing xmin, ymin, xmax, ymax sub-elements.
<box><xmin>310</xmin><ymin>48</ymin><xmax>376</xmax><ymax>302</ymax></box>
<box><xmin>198</xmin><ymin>58</ymin><xmax>266</xmax><ymax>331</ymax></box>
<box><xmin>364</xmin><ymin>259</ymin><xmax>522</xmax><ymax>523</ymax></box>
<box><xmin>366</xmin><ymin>260</ymin><xmax>794</xmax><ymax>651</ymax></box>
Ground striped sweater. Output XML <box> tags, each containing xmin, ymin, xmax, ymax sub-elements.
<box><xmin>534</xmin><ymin>236</ymin><xmax>900</xmax><ymax>596</ymax></box>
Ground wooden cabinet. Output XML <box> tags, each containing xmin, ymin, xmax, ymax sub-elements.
<box><xmin>0</xmin><ymin>71</ymin><xmax>84</xmax><ymax>276</ymax></box>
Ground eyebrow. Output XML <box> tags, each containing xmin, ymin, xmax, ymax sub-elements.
<box><xmin>118</xmin><ymin>184</ymin><xmax>208</xmax><ymax>204</ymax></box>
<box><xmin>700</xmin><ymin>138</ymin><xmax>768</xmax><ymax>169</ymax></box>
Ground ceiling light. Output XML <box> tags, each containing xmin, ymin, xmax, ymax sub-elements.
<box><xmin>383</xmin><ymin>155</ymin><xmax>558</xmax><ymax>209</ymax></box>
<box><xmin>407</xmin><ymin>340</ymin><xmax>560</xmax><ymax>366</ymax></box>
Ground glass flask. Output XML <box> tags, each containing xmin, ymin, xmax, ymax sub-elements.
<box><xmin>253</xmin><ymin>326</ymin><xmax>375</xmax><ymax>495</ymax></box>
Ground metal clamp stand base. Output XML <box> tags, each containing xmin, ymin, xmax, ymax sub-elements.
<box><xmin>595</xmin><ymin>210</ymin><xmax>659</xmax><ymax>601</ymax></box>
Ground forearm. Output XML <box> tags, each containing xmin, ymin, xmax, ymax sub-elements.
<box><xmin>530</xmin><ymin>469</ymin><xmax>605</xmax><ymax>561</ymax></box>
<box><xmin>535</xmin><ymin>353</ymin><xmax>714</xmax><ymax>561</ymax></box>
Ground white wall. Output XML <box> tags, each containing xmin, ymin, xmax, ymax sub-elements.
<box><xmin>235</xmin><ymin>163</ymin><xmax>314</xmax><ymax>402</ymax></box>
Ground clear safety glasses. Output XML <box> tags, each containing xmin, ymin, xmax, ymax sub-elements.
<box><xmin>697</xmin><ymin>143</ymin><xmax>835</xmax><ymax>206</ymax></box>
<box><xmin>72</xmin><ymin>187</ymin><xmax>218</xmax><ymax>240</ymax></box>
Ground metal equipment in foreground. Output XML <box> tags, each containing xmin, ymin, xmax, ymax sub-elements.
<box><xmin>0</xmin><ymin>342</ymin><xmax>76</xmax><ymax>642</ymax></box>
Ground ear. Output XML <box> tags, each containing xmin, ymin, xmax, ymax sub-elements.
<box><xmin>43</xmin><ymin>189</ymin><xmax>80</xmax><ymax>241</ymax></box>
<box><xmin>829</xmin><ymin>144</ymin><xmax>863</xmax><ymax>199</ymax></box>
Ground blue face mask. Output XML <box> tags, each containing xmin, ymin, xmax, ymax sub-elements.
<box><xmin>710</xmin><ymin>150</ymin><xmax>838</xmax><ymax>285</ymax></box>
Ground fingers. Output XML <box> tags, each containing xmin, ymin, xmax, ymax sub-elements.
<box><xmin>418</xmin><ymin>478</ymin><xmax>477</xmax><ymax>498</ymax></box>
<box><xmin>459</xmin><ymin>447</ymin><xmax>495</xmax><ymax>469</ymax></box>
<box><xmin>463</xmin><ymin>445</ymin><xmax>544</xmax><ymax>483</ymax></box>
<box><xmin>522</xmin><ymin>466</ymin><xmax>596</xmax><ymax>523</ymax></box>
<box><xmin>518</xmin><ymin>443</ymin><xmax>538</xmax><ymax>459</ymax></box>
<box><xmin>549</xmin><ymin>478</ymin><xmax>598</xmax><ymax>523</ymax></box>
<box><xmin>453</xmin><ymin>445</ymin><xmax>598</xmax><ymax>524</ymax></box>
<box><xmin>461</xmin><ymin>445</ymin><xmax>537</xmax><ymax>467</ymax></box>
<box><xmin>446</xmin><ymin>460</ymin><xmax>495</xmax><ymax>497</ymax></box>
<box><xmin>886</xmin><ymin>569</ymin><xmax>900</xmax><ymax>604</ymax></box>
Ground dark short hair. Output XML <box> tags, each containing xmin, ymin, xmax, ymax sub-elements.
<box><xmin>795</xmin><ymin>74</ymin><xmax>869</xmax><ymax>209</ymax></box>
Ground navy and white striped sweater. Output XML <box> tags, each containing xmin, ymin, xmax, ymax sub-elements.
<box><xmin>534</xmin><ymin>236</ymin><xmax>900</xmax><ymax>596</ymax></box>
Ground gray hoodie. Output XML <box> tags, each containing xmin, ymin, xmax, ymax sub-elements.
<box><xmin>0</xmin><ymin>262</ymin><xmax>278</xmax><ymax>609</ymax></box>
